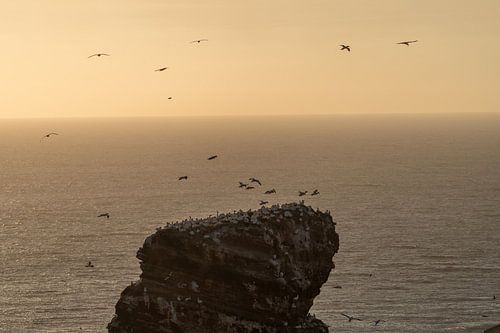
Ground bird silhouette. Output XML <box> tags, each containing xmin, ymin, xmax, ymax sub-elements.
<box><xmin>85</xmin><ymin>261</ymin><xmax>94</xmax><ymax>268</ymax></box>
<box><xmin>340</xmin><ymin>45</ymin><xmax>351</xmax><ymax>52</ymax></box>
<box><xmin>397</xmin><ymin>40</ymin><xmax>418</xmax><ymax>46</ymax></box>
<box><xmin>298</xmin><ymin>191</ymin><xmax>308</xmax><ymax>197</ymax></box>
<box><xmin>168</xmin><ymin>97</ymin><xmax>173</xmax><ymax>100</ymax></box>
<box><xmin>373</xmin><ymin>319</ymin><xmax>385</xmax><ymax>326</ymax></box>
<box><xmin>208</xmin><ymin>155</ymin><xmax>218</xmax><ymax>160</ymax></box>
<box><xmin>249</xmin><ymin>178</ymin><xmax>262</xmax><ymax>186</ymax></box>
<box><xmin>88</xmin><ymin>53</ymin><xmax>110</xmax><ymax>58</ymax></box>
<box><xmin>259</xmin><ymin>200</ymin><xmax>268</xmax><ymax>206</ymax></box>
<box><xmin>190</xmin><ymin>39</ymin><xmax>208</xmax><ymax>44</ymax></box>
<box><xmin>178</xmin><ymin>176</ymin><xmax>188</xmax><ymax>180</ymax></box>
<box><xmin>341</xmin><ymin>313</ymin><xmax>362</xmax><ymax>322</ymax></box>
<box><xmin>245</xmin><ymin>186</ymin><xmax>255</xmax><ymax>190</ymax></box>
<box><xmin>264</xmin><ymin>189</ymin><xmax>276</xmax><ymax>194</ymax></box>
<box><xmin>155</xmin><ymin>67</ymin><xmax>168</xmax><ymax>72</ymax></box>
<box><xmin>40</xmin><ymin>132</ymin><xmax>59</xmax><ymax>142</ymax></box>
<box><xmin>98</xmin><ymin>213</ymin><xmax>110</xmax><ymax>219</ymax></box>
<box><xmin>311</xmin><ymin>189</ymin><xmax>320</xmax><ymax>196</ymax></box>
<box><xmin>239</xmin><ymin>182</ymin><xmax>249</xmax><ymax>188</ymax></box>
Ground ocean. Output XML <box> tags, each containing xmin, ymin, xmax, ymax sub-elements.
<box><xmin>1</xmin><ymin>114</ymin><xmax>499</xmax><ymax>333</ymax></box>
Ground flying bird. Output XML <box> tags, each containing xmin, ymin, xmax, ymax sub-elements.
<box><xmin>208</xmin><ymin>155</ymin><xmax>218</xmax><ymax>160</ymax></box>
<box><xmin>373</xmin><ymin>319</ymin><xmax>385</xmax><ymax>326</ymax></box>
<box><xmin>259</xmin><ymin>200</ymin><xmax>269</xmax><ymax>206</ymax></box>
<box><xmin>190</xmin><ymin>39</ymin><xmax>208</xmax><ymax>44</ymax></box>
<box><xmin>239</xmin><ymin>182</ymin><xmax>249</xmax><ymax>188</ymax></box>
<box><xmin>397</xmin><ymin>40</ymin><xmax>418</xmax><ymax>46</ymax></box>
<box><xmin>178</xmin><ymin>176</ymin><xmax>188</xmax><ymax>180</ymax></box>
<box><xmin>264</xmin><ymin>189</ymin><xmax>276</xmax><ymax>194</ymax></box>
<box><xmin>249</xmin><ymin>178</ymin><xmax>262</xmax><ymax>186</ymax></box>
<box><xmin>88</xmin><ymin>53</ymin><xmax>110</xmax><ymax>58</ymax></box>
<box><xmin>155</xmin><ymin>67</ymin><xmax>168</xmax><ymax>72</ymax></box>
<box><xmin>298</xmin><ymin>191</ymin><xmax>308</xmax><ymax>197</ymax></box>
<box><xmin>340</xmin><ymin>45</ymin><xmax>351</xmax><ymax>52</ymax></box>
<box><xmin>311</xmin><ymin>189</ymin><xmax>320</xmax><ymax>196</ymax></box>
<box><xmin>340</xmin><ymin>313</ymin><xmax>362</xmax><ymax>322</ymax></box>
<box><xmin>40</xmin><ymin>132</ymin><xmax>59</xmax><ymax>142</ymax></box>
<box><xmin>98</xmin><ymin>213</ymin><xmax>110</xmax><ymax>219</ymax></box>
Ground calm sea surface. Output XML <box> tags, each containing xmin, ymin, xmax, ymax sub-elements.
<box><xmin>1</xmin><ymin>114</ymin><xmax>499</xmax><ymax>333</ymax></box>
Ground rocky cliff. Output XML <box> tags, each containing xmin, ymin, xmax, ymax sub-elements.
<box><xmin>108</xmin><ymin>202</ymin><xmax>339</xmax><ymax>333</ymax></box>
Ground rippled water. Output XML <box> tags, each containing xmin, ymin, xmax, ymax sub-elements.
<box><xmin>1</xmin><ymin>114</ymin><xmax>499</xmax><ymax>333</ymax></box>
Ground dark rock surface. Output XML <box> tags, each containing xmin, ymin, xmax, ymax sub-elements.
<box><xmin>108</xmin><ymin>202</ymin><xmax>339</xmax><ymax>333</ymax></box>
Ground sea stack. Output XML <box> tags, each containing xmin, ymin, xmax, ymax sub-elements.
<box><xmin>108</xmin><ymin>202</ymin><xmax>339</xmax><ymax>333</ymax></box>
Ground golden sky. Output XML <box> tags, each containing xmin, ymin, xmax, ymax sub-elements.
<box><xmin>1</xmin><ymin>0</ymin><xmax>499</xmax><ymax>117</ymax></box>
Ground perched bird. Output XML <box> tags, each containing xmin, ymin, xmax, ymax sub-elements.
<box><xmin>178</xmin><ymin>176</ymin><xmax>188</xmax><ymax>180</ymax></box>
<box><xmin>298</xmin><ymin>191</ymin><xmax>308</xmax><ymax>197</ymax></box>
<box><xmin>311</xmin><ymin>189</ymin><xmax>320</xmax><ymax>196</ymax></box>
<box><xmin>341</xmin><ymin>313</ymin><xmax>362</xmax><ymax>322</ymax></box>
<box><xmin>340</xmin><ymin>44</ymin><xmax>351</xmax><ymax>52</ymax></box>
<box><xmin>190</xmin><ymin>39</ymin><xmax>208</xmax><ymax>44</ymax></box>
<box><xmin>40</xmin><ymin>132</ymin><xmax>59</xmax><ymax>142</ymax></box>
<box><xmin>373</xmin><ymin>319</ymin><xmax>385</xmax><ymax>326</ymax></box>
<box><xmin>259</xmin><ymin>200</ymin><xmax>269</xmax><ymax>206</ymax></box>
<box><xmin>208</xmin><ymin>155</ymin><xmax>218</xmax><ymax>160</ymax></box>
<box><xmin>264</xmin><ymin>189</ymin><xmax>276</xmax><ymax>194</ymax></box>
<box><xmin>239</xmin><ymin>182</ymin><xmax>249</xmax><ymax>188</ymax></box>
<box><xmin>88</xmin><ymin>53</ymin><xmax>110</xmax><ymax>58</ymax></box>
<box><xmin>245</xmin><ymin>186</ymin><xmax>255</xmax><ymax>190</ymax></box>
<box><xmin>98</xmin><ymin>213</ymin><xmax>110</xmax><ymax>219</ymax></box>
<box><xmin>397</xmin><ymin>40</ymin><xmax>418</xmax><ymax>46</ymax></box>
<box><xmin>249</xmin><ymin>178</ymin><xmax>262</xmax><ymax>186</ymax></box>
<box><xmin>155</xmin><ymin>67</ymin><xmax>168</xmax><ymax>72</ymax></box>
<box><xmin>85</xmin><ymin>261</ymin><xmax>94</xmax><ymax>268</ymax></box>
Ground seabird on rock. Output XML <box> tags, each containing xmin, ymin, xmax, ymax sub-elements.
<box><xmin>311</xmin><ymin>189</ymin><xmax>320</xmax><ymax>196</ymax></box>
<box><xmin>298</xmin><ymin>191</ymin><xmax>308</xmax><ymax>197</ymax></box>
<box><xmin>98</xmin><ymin>213</ymin><xmax>110</xmax><ymax>219</ymax></box>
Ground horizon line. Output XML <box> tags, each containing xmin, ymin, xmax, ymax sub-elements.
<box><xmin>0</xmin><ymin>111</ymin><xmax>498</xmax><ymax>120</ymax></box>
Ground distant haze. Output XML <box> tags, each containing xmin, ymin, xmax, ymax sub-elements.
<box><xmin>1</xmin><ymin>0</ymin><xmax>499</xmax><ymax>118</ymax></box>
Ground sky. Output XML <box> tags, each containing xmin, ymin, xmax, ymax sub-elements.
<box><xmin>0</xmin><ymin>0</ymin><xmax>499</xmax><ymax>118</ymax></box>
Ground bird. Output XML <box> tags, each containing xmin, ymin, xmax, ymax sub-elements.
<box><xmin>245</xmin><ymin>186</ymin><xmax>255</xmax><ymax>190</ymax></box>
<box><xmin>155</xmin><ymin>67</ymin><xmax>168</xmax><ymax>72</ymax></box>
<box><xmin>259</xmin><ymin>200</ymin><xmax>269</xmax><ymax>206</ymax></box>
<box><xmin>190</xmin><ymin>39</ymin><xmax>208</xmax><ymax>44</ymax></box>
<box><xmin>249</xmin><ymin>178</ymin><xmax>262</xmax><ymax>186</ymax></box>
<box><xmin>40</xmin><ymin>132</ymin><xmax>59</xmax><ymax>142</ymax></box>
<box><xmin>88</xmin><ymin>53</ymin><xmax>110</xmax><ymax>58</ymax></box>
<box><xmin>168</xmin><ymin>97</ymin><xmax>173</xmax><ymax>100</ymax></box>
<box><xmin>85</xmin><ymin>261</ymin><xmax>94</xmax><ymax>268</ymax></box>
<box><xmin>373</xmin><ymin>319</ymin><xmax>385</xmax><ymax>326</ymax></box>
<box><xmin>340</xmin><ymin>44</ymin><xmax>351</xmax><ymax>52</ymax></box>
<box><xmin>264</xmin><ymin>189</ymin><xmax>276</xmax><ymax>194</ymax></box>
<box><xmin>396</xmin><ymin>40</ymin><xmax>418</xmax><ymax>46</ymax></box>
<box><xmin>208</xmin><ymin>155</ymin><xmax>218</xmax><ymax>160</ymax></box>
<box><xmin>98</xmin><ymin>213</ymin><xmax>110</xmax><ymax>219</ymax></box>
<box><xmin>298</xmin><ymin>191</ymin><xmax>308</xmax><ymax>197</ymax></box>
<box><xmin>239</xmin><ymin>182</ymin><xmax>249</xmax><ymax>188</ymax></box>
<box><xmin>341</xmin><ymin>313</ymin><xmax>362</xmax><ymax>322</ymax></box>
<box><xmin>178</xmin><ymin>176</ymin><xmax>188</xmax><ymax>180</ymax></box>
<box><xmin>311</xmin><ymin>189</ymin><xmax>320</xmax><ymax>196</ymax></box>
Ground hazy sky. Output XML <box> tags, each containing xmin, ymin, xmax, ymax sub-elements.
<box><xmin>1</xmin><ymin>1</ymin><xmax>499</xmax><ymax>117</ymax></box>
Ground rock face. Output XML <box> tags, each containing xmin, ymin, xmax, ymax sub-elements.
<box><xmin>108</xmin><ymin>203</ymin><xmax>339</xmax><ymax>333</ymax></box>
